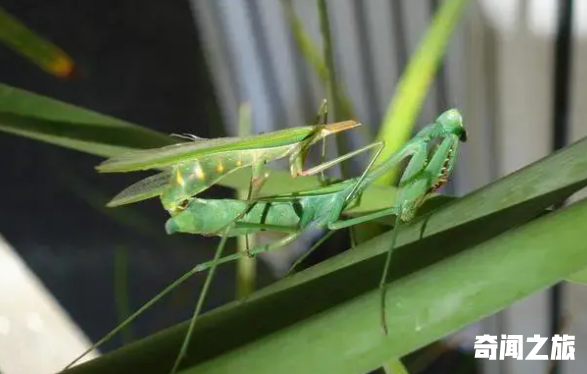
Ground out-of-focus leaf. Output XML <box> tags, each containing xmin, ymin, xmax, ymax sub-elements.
<box><xmin>374</xmin><ymin>0</ymin><xmax>469</xmax><ymax>185</ymax></box>
<box><xmin>0</xmin><ymin>7</ymin><xmax>74</xmax><ymax>77</ymax></box>
<box><xmin>0</xmin><ymin>112</ymin><xmax>174</xmax><ymax>157</ymax></box>
<box><xmin>566</xmin><ymin>268</ymin><xmax>587</xmax><ymax>285</ymax></box>
<box><xmin>0</xmin><ymin>84</ymin><xmax>174</xmax><ymax>157</ymax></box>
<box><xmin>236</xmin><ymin>102</ymin><xmax>256</xmax><ymax>299</ymax></box>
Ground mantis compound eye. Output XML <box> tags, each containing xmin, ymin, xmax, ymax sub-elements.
<box><xmin>459</xmin><ymin>130</ymin><xmax>468</xmax><ymax>142</ymax></box>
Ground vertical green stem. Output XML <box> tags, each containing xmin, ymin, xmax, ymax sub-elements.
<box><xmin>236</xmin><ymin>104</ymin><xmax>256</xmax><ymax>298</ymax></box>
<box><xmin>373</xmin><ymin>0</ymin><xmax>469</xmax><ymax>185</ymax></box>
<box><xmin>317</xmin><ymin>0</ymin><xmax>339</xmax><ymax>121</ymax></box>
<box><xmin>317</xmin><ymin>0</ymin><xmax>349</xmax><ymax>178</ymax></box>
<box><xmin>236</xmin><ymin>207</ymin><xmax>256</xmax><ymax>298</ymax></box>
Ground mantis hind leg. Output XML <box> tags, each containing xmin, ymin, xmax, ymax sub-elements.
<box><xmin>194</xmin><ymin>231</ymin><xmax>303</xmax><ymax>273</ymax></box>
<box><xmin>171</xmin><ymin>226</ymin><xmax>232</xmax><ymax>374</ymax></box>
<box><xmin>380</xmin><ymin>212</ymin><xmax>403</xmax><ymax>335</ymax></box>
<box><xmin>326</xmin><ymin>206</ymin><xmax>404</xmax><ymax>334</ymax></box>
<box><xmin>249</xmin><ymin>232</ymin><xmax>302</xmax><ymax>257</ymax></box>
<box><xmin>286</xmin><ymin>230</ymin><xmax>336</xmax><ymax>276</ymax></box>
<box><xmin>61</xmin><ymin>231</ymin><xmax>232</xmax><ymax>372</ymax></box>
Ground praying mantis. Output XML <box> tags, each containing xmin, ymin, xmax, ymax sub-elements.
<box><xmin>64</xmin><ymin>109</ymin><xmax>466</xmax><ymax>374</ymax></box>
<box><xmin>97</xmin><ymin>101</ymin><xmax>362</xmax><ymax>215</ymax></box>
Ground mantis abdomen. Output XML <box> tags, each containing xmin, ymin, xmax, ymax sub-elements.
<box><xmin>165</xmin><ymin>197</ymin><xmax>303</xmax><ymax>237</ymax></box>
<box><xmin>161</xmin><ymin>144</ymin><xmax>299</xmax><ymax>211</ymax></box>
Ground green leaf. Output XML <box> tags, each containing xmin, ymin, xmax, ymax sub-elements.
<box><xmin>374</xmin><ymin>0</ymin><xmax>470</xmax><ymax>185</ymax></box>
<box><xmin>383</xmin><ymin>359</ymin><xmax>411</xmax><ymax>374</ymax></box>
<box><xmin>317</xmin><ymin>0</ymin><xmax>351</xmax><ymax>177</ymax></box>
<box><xmin>235</xmin><ymin>103</ymin><xmax>256</xmax><ymax>299</ymax></box>
<box><xmin>62</xmin><ymin>132</ymin><xmax>587</xmax><ymax>374</ymax></box>
<box><xmin>0</xmin><ymin>84</ymin><xmax>174</xmax><ymax>157</ymax></box>
<box><xmin>566</xmin><ymin>267</ymin><xmax>587</xmax><ymax>284</ymax></box>
<box><xmin>0</xmin><ymin>7</ymin><xmax>74</xmax><ymax>77</ymax></box>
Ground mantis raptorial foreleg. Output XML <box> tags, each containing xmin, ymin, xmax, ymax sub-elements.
<box><xmin>283</xmin><ymin>140</ymin><xmax>395</xmax><ymax>274</ymax></box>
<box><xmin>376</xmin><ymin>136</ymin><xmax>461</xmax><ymax>334</ymax></box>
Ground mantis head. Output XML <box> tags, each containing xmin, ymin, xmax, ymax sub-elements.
<box><xmin>436</xmin><ymin>108</ymin><xmax>467</xmax><ymax>142</ymax></box>
<box><xmin>165</xmin><ymin>198</ymin><xmax>212</xmax><ymax>235</ymax></box>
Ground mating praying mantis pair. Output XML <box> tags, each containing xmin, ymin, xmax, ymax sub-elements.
<box><xmin>98</xmin><ymin>100</ymin><xmax>359</xmax><ymax>215</ymax></box>
<box><xmin>64</xmin><ymin>107</ymin><xmax>467</xmax><ymax>374</ymax></box>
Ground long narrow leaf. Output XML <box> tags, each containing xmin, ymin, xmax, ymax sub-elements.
<box><xmin>236</xmin><ymin>103</ymin><xmax>256</xmax><ymax>298</ymax></box>
<box><xmin>0</xmin><ymin>84</ymin><xmax>173</xmax><ymax>156</ymax></box>
<box><xmin>0</xmin><ymin>7</ymin><xmax>74</xmax><ymax>77</ymax></box>
<box><xmin>374</xmin><ymin>0</ymin><xmax>469</xmax><ymax>185</ymax></box>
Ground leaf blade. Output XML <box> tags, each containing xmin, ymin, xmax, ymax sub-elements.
<box><xmin>0</xmin><ymin>7</ymin><xmax>74</xmax><ymax>77</ymax></box>
<box><xmin>374</xmin><ymin>0</ymin><xmax>470</xmax><ymax>185</ymax></box>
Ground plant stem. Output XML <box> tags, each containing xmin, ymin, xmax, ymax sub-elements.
<box><xmin>236</xmin><ymin>103</ymin><xmax>256</xmax><ymax>298</ymax></box>
<box><xmin>317</xmin><ymin>0</ymin><xmax>350</xmax><ymax>178</ymax></box>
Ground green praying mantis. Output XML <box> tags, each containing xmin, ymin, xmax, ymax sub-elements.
<box><xmin>64</xmin><ymin>109</ymin><xmax>466</xmax><ymax>374</ymax></box>
<box><xmin>97</xmin><ymin>101</ymin><xmax>363</xmax><ymax>215</ymax></box>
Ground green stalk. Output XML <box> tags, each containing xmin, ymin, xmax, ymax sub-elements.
<box><xmin>374</xmin><ymin>0</ymin><xmax>469</xmax><ymax>185</ymax></box>
<box><xmin>317</xmin><ymin>0</ymin><xmax>350</xmax><ymax>178</ymax></box>
<box><xmin>281</xmin><ymin>0</ymin><xmax>358</xmax><ymax>124</ymax></box>
<box><xmin>236</xmin><ymin>103</ymin><xmax>256</xmax><ymax>298</ymax></box>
